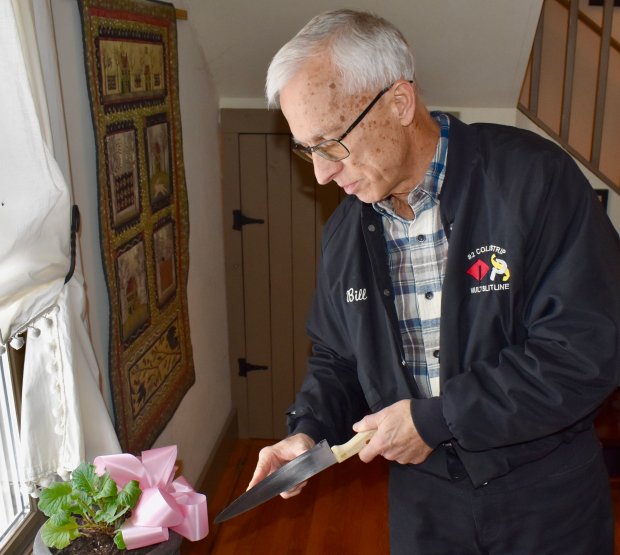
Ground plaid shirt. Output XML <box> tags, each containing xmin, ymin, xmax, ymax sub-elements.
<box><xmin>373</xmin><ymin>113</ymin><xmax>449</xmax><ymax>398</ymax></box>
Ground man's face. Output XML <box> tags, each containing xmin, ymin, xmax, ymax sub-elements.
<box><xmin>279</xmin><ymin>59</ymin><xmax>413</xmax><ymax>204</ymax></box>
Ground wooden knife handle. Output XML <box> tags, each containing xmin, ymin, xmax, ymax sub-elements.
<box><xmin>331</xmin><ymin>430</ymin><xmax>375</xmax><ymax>463</ymax></box>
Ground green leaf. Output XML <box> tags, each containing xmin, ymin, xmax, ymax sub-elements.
<box><xmin>95</xmin><ymin>503</ymin><xmax>122</xmax><ymax>525</ymax></box>
<box><xmin>48</xmin><ymin>509</ymin><xmax>73</xmax><ymax>527</ymax></box>
<box><xmin>41</xmin><ymin>516</ymin><xmax>80</xmax><ymax>549</ymax></box>
<box><xmin>117</xmin><ymin>480</ymin><xmax>141</xmax><ymax>509</ymax></box>
<box><xmin>71</xmin><ymin>463</ymin><xmax>101</xmax><ymax>498</ymax></box>
<box><xmin>114</xmin><ymin>530</ymin><xmax>127</xmax><ymax>550</ymax></box>
<box><xmin>70</xmin><ymin>487</ymin><xmax>89</xmax><ymax>504</ymax></box>
<box><xmin>95</xmin><ymin>474</ymin><xmax>118</xmax><ymax>500</ymax></box>
<box><xmin>94</xmin><ymin>479</ymin><xmax>140</xmax><ymax>525</ymax></box>
<box><xmin>38</xmin><ymin>482</ymin><xmax>73</xmax><ymax>517</ymax></box>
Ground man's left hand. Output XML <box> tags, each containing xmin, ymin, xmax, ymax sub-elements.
<box><xmin>353</xmin><ymin>399</ymin><xmax>433</xmax><ymax>465</ymax></box>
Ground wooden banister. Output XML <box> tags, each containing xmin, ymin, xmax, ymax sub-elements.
<box><xmin>519</xmin><ymin>0</ymin><xmax>620</xmax><ymax>194</ymax></box>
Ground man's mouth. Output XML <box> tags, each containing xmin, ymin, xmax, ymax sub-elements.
<box><xmin>340</xmin><ymin>180</ymin><xmax>359</xmax><ymax>195</ymax></box>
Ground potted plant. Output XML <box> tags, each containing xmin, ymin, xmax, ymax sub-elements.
<box><xmin>33</xmin><ymin>445</ymin><xmax>207</xmax><ymax>554</ymax></box>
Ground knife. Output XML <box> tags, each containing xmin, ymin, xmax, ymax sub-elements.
<box><xmin>214</xmin><ymin>430</ymin><xmax>375</xmax><ymax>523</ymax></box>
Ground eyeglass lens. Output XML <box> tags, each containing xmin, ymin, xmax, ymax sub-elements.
<box><xmin>292</xmin><ymin>139</ymin><xmax>350</xmax><ymax>162</ymax></box>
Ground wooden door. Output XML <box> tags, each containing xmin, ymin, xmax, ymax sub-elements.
<box><xmin>222</xmin><ymin>109</ymin><xmax>343</xmax><ymax>438</ymax></box>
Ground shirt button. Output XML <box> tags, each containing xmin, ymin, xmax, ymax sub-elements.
<box><xmin>401</xmin><ymin>360</ymin><xmax>406</xmax><ymax>367</ymax></box>
<box><xmin>433</xmin><ymin>350</ymin><xmax>440</xmax><ymax>358</ymax></box>
<box><xmin>383</xmin><ymin>289</ymin><xmax>391</xmax><ymax>296</ymax></box>
<box><xmin>416</xmin><ymin>234</ymin><xmax>426</xmax><ymax>242</ymax></box>
<box><xmin>425</xmin><ymin>291</ymin><xmax>434</xmax><ymax>300</ymax></box>
<box><xmin>368</xmin><ymin>224</ymin><xmax>376</xmax><ymax>232</ymax></box>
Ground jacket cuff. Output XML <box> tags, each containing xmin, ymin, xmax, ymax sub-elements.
<box><xmin>411</xmin><ymin>397</ymin><xmax>452</xmax><ymax>448</ymax></box>
<box><xmin>288</xmin><ymin>417</ymin><xmax>324</xmax><ymax>444</ymax></box>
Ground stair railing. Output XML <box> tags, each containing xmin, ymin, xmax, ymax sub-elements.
<box><xmin>519</xmin><ymin>0</ymin><xmax>619</xmax><ymax>194</ymax></box>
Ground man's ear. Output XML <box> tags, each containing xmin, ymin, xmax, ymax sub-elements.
<box><xmin>392</xmin><ymin>80</ymin><xmax>416</xmax><ymax>126</ymax></box>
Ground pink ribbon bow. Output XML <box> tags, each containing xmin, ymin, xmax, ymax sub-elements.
<box><xmin>94</xmin><ymin>445</ymin><xmax>209</xmax><ymax>550</ymax></box>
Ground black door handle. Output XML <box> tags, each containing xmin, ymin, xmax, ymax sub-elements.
<box><xmin>233</xmin><ymin>209</ymin><xmax>265</xmax><ymax>231</ymax></box>
<box><xmin>238</xmin><ymin>358</ymin><xmax>268</xmax><ymax>377</ymax></box>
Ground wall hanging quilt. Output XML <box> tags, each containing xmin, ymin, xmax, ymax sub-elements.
<box><xmin>77</xmin><ymin>0</ymin><xmax>194</xmax><ymax>453</ymax></box>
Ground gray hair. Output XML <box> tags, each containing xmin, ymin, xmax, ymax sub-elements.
<box><xmin>265</xmin><ymin>9</ymin><xmax>416</xmax><ymax>108</ymax></box>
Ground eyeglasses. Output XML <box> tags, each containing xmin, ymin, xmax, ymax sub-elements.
<box><xmin>291</xmin><ymin>82</ymin><xmax>396</xmax><ymax>163</ymax></box>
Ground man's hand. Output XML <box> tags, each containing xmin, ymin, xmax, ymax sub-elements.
<box><xmin>353</xmin><ymin>399</ymin><xmax>433</xmax><ymax>465</ymax></box>
<box><xmin>247</xmin><ymin>433</ymin><xmax>316</xmax><ymax>498</ymax></box>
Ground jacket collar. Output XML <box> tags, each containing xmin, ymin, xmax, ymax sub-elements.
<box><xmin>438</xmin><ymin>115</ymin><xmax>478</xmax><ymax>239</ymax></box>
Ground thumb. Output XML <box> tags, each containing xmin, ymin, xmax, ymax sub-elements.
<box><xmin>247</xmin><ymin>464</ymin><xmax>264</xmax><ymax>491</ymax></box>
<box><xmin>353</xmin><ymin>414</ymin><xmax>377</xmax><ymax>432</ymax></box>
<box><xmin>247</xmin><ymin>452</ymin><xmax>270</xmax><ymax>490</ymax></box>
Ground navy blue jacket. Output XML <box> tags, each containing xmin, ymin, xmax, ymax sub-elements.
<box><xmin>288</xmin><ymin>116</ymin><xmax>620</xmax><ymax>486</ymax></box>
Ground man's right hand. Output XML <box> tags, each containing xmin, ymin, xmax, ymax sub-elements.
<box><xmin>247</xmin><ymin>433</ymin><xmax>316</xmax><ymax>498</ymax></box>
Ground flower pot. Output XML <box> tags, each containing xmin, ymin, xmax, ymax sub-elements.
<box><xmin>33</xmin><ymin>527</ymin><xmax>183</xmax><ymax>555</ymax></box>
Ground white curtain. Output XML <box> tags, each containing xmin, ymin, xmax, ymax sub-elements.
<box><xmin>0</xmin><ymin>0</ymin><xmax>68</xmax><ymax>344</ymax></box>
<box><xmin>1</xmin><ymin>0</ymin><xmax>120</xmax><ymax>492</ymax></box>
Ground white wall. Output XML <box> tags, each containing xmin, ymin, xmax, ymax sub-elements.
<box><xmin>49</xmin><ymin>0</ymin><xmax>231</xmax><ymax>485</ymax></box>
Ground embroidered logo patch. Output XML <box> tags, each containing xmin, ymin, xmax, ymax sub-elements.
<box><xmin>466</xmin><ymin>245</ymin><xmax>511</xmax><ymax>294</ymax></box>
<box><xmin>346</xmin><ymin>288</ymin><xmax>368</xmax><ymax>303</ymax></box>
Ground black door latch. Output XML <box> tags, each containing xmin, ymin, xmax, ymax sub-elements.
<box><xmin>233</xmin><ymin>209</ymin><xmax>265</xmax><ymax>231</ymax></box>
<box><xmin>238</xmin><ymin>358</ymin><xmax>268</xmax><ymax>377</ymax></box>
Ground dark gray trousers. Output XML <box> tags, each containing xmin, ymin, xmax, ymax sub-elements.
<box><xmin>389</xmin><ymin>437</ymin><xmax>614</xmax><ymax>554</ymax></box>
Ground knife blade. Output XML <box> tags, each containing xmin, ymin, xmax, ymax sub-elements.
<box><xmin>214</xmin><ymin>430</ymin><xmax>375</xmax><ymax>523</ymax></box>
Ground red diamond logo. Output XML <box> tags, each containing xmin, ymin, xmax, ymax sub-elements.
<box><xmin>467</xmin><ymin>259</ymin><xmax>490</xmax><ymax>281</ymax></box>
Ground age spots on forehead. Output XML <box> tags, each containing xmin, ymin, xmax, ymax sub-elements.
<box><xmin>305</xmin><ymin>79</ymin><xmax>324</xmax><ymax>94</ymax></box>
<box><xmin>337</xmin><ymin>95</ymin><xmax>365</xmax><ymax>116</ymax></box>
<box><xmin>328</xmin><ymin>96</ymin><xmax>342</xmax><ymax>111</ymax></box>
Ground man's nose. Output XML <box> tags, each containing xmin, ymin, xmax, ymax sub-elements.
<box><xmin>312</xmin><ymin>154</ymin><xmax>342</xmax><ymax>185</ymax></box>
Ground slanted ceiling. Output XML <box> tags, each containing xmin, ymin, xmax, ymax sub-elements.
<box><xmin>184</xmin><ymin>0</ymin><xmax>544</xmax><ymax>108</ymax></box>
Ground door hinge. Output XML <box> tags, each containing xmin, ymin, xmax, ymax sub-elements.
<box><xmin>233</xmin><ymin>209</ymin><xmax>265</xmax><ymax>231</ymax></box>
<box><xmin>238</xmin><ymin>358</ymin><xmax>268</xmax><ymax>377</ymax></box>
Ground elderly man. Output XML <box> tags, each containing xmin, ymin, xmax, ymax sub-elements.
<box><xmin>248</xmin><ymin>9</ymin><xmax>620</xmax><ymax>554</ymax></box>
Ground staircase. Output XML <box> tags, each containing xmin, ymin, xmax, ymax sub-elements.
<box><xmin>518</xmin><ymin>0</ymin><xmax>619</xmax><ymax>194</ymax></box>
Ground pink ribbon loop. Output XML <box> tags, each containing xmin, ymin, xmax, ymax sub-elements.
<box><xmin>171</xmin><ymin>491</ymin><xmax>210</xmax><ymax>541</ymax></box>
<box><xmin>120</xmin><ymin>522</ymin><xmax>169</xmax><ymax>549</ymax></box>
<box><xmin>93</xmin><ymin>453</ymin><xmax>146</xmax><ymax>489</ymax></box>
<box><xmin>94</xmin><ymin>445</ymin><xmax>209</xmax><ymax>549</ymax></box>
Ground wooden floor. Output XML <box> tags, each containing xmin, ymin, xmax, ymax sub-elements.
<box><xmin>182</xmin><ymin>439</ymin><xmax>620</xmax><ymax>554</ymax></box>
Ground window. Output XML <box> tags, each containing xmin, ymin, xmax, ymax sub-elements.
<box><xmin>0</xmin><ymin>348</ymin><xmax>30</xmax><ymax>550</ymax></box>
